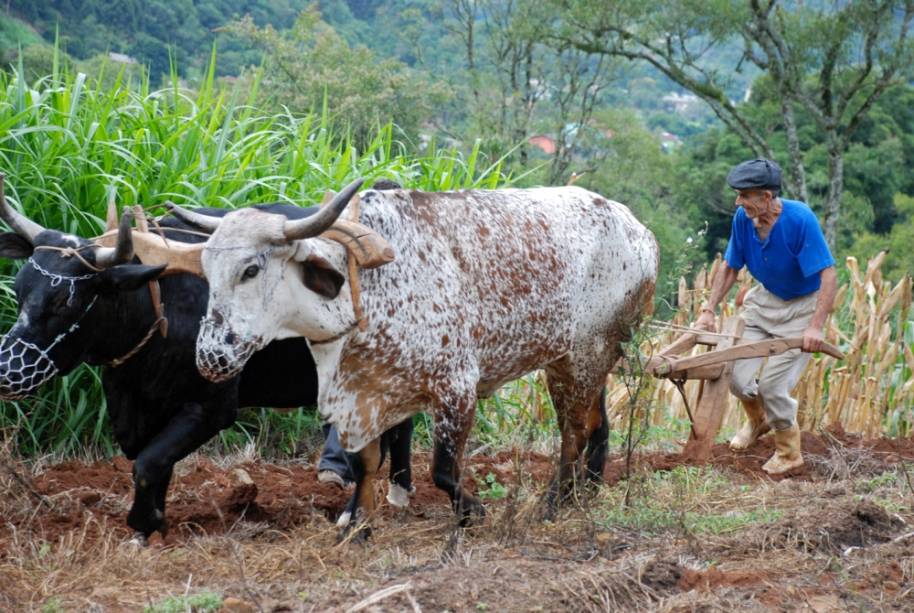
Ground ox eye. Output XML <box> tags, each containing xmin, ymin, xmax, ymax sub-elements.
<box><xmin>241</xmin><ymin>264</ymin><xmax>260</xmax><ymax>281</ymax></box>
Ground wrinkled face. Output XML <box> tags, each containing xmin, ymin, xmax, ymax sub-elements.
<box><xmin>0</xmin><ymin>232</ymin><xmax>164</xmax><ymax>399</ymax></box>
<box><xmin>196</xmin><ymin>209</ymin><xmax>347</xmax><ymax>383</ymax></box>
<box><xmin>735</xmin><ymin>189</ymin><xmax>774</xmax><ymax>227</ymax></box>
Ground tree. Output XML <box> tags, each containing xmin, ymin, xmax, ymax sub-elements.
<box><xmin>223</xmin><ymin>6</ymin><xmax>449</xmax><ymax>145</ymax></box>
<box><xmin>851</xmin><ymin>193</ymin><xmax>914</xmax><ymax>281</ymax></box>
<box><xmin>548</xmin><ymin>0</ymin><xmax>914</xmax><ymax>247</ymax></box>
<box><xmin>443</xmin><ymin>0</ymin><xmax>615</xmax><ymax>184</ymax></box>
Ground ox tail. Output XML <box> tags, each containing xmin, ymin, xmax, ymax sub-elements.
<box><xmin>584</xmin><ymin>387</ymin><xmax>609</xmax><ymax>483</ymax></box>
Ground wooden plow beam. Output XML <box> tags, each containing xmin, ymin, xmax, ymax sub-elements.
<box><xmin>645</xmin><ymin>316</ymin><xmax>845</xmax><ymax>462</ymax></box>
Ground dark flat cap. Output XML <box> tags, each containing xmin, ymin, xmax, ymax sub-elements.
<box><xmin>727</xmin><ymin>159</ymin><xmax>782</xmax><ymax>191</ymax></box>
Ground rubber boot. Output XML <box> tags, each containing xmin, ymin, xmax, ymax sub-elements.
<box><xmin>762</xmin><ymin>424</ymin><xmax>804</xmax><ymax>475</ymax></box>
<box><xmin>729</xmin><ymin>397</ymin><xmax>770</xmax><ymax>451</ymax></box>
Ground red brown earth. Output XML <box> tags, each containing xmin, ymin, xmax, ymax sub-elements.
<box><xmin>3</xmin><ymin>425</ymin><xmax>912</xmax><ymax>550</ymax></box>
<box><xmin>2</xmin><ymin>427</ymin><xmax>913</xmax><ymax>611</ymax></box>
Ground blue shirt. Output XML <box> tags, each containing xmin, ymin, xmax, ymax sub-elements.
<box><xmin>724</xmin><ymin>199</ymin><xmax>834</xmax><ymax>300</ymax></box>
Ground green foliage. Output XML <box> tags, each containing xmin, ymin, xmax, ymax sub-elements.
<box><xmin>476</xmin><ymin>472</ymin><xmax>507</xmax><ymax>500</ymax></box>
<box><xmin>221</xmin><ymin>6</ymin><xmax>449</xmax><ymax>146</ymax></box>
<box><xmin>576</xmin><ymin>107</ymin><xmax>706</xmax><ymax>310</ymax></box>
<box><xmin>850</xmin><ymin>193</ymin><xmax>914</xmax><ymax>282</ymax></box>
<box><xmin>0</xmin><ymin>13</ymin><xmax>43</xmax><ymax>51</ymax></box>
<box><xmin>1</xmin><ymin>44</ymin><xmax>75</xmax><ymax>83</ymax></box>
<box><xmin>4</xmin><ymin>0</ymin><xmax>306</xmax><ymax>78</ymax></box>
<box><xmin>598</xmin><ymin>466</ymin><xmax>783</xmax><ymax>535</ymax></box>
<box><xmin>0</xmin><ymin>65</ymin><xmax>507</xmax><ymax>456</ymax></box>
<box><xmin>144</xmin><ymin>592</ymin><xmax>223</xmax><ymax>613</ymax></box>
<box><xmin>40</xmin><ymin>597</ymin><xmax>63</xmax><ymax>613</ymax></box>
<box><xmin>673</xmin><ymin>80</ymin><xmax>914</xmax><ymax>264</ymax></box>
<box><xmin>474</xmin><ymin>373</ymin><xmax>555</xmax><ymax>449</ymax></box>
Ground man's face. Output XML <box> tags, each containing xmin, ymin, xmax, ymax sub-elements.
<box><xmin>735</xmin><ymin>189</ymin><xmax>773</xmax><ymax>226</ymax></box>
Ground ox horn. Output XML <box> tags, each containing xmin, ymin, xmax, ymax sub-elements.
<box><xmin>283</xmin><ymin>178</ymin><xmax>364</xmax><ymax>241</ymax></box>
<box><xmin>105</xmin><ymin>190</ymin><xmax>118</xmax><ymax>232</ymax></box>
<box><xmin>95</xmin><ymin>209</ymin><xmax>135</xmax><ymax>267</ymax></box>
<box><xmin>164</xmin><ymin>201</ymin><xmax>222</xmax><ymax>233</ymax></box>
<box><xmin>0</xmin><ymin>174</ymin><xmax>46</xmax><ymax>243</ymax></box>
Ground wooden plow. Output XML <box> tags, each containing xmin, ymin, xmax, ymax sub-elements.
<box><xmin>645</xmin><ymin>316</ymin><xmax>845</xmax><ymax>462</ymax></box>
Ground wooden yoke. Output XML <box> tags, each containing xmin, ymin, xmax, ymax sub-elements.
<box><xmin>94</xmin><ymin>230</ymin><xmax>205</xmax><ymax>277</ymax></box>
<box><xmin>93</xmin><ymin>215</ymin><xmax>394</xmax><ymax>276</ymax></box>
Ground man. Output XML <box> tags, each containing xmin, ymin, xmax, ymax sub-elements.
<box><xmin>694</xmin><ymin>159</ymin><xmax>837</xmax><ymax>475</ymax></box>
<box><xmin>317</xmin><ymin>423</ymin><xmax>354</xmax><ymax>488</ymax></box>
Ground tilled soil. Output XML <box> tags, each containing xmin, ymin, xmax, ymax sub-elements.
<box><xmin>4</xmin><ymin>426</ymin><xmax>914</xmax><ymax>548</ymax></box>
<box><xmin>1</xmin><ymin>428</ymin><xmax>913</xmax><ymax>611</ymax></box>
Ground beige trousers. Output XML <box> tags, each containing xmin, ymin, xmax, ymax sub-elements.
<box><xmin>729</xmin><ymin>285</ymin><xmax>818</xmax><ymax>431</ymax></box>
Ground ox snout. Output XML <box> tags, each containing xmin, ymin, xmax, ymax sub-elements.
<box><xmin>195</xmin><ymin>316</ymin><xmax>262</xmax><ymax>383</ymax></box>
<box><xmin>0</xmin><ymin>335</ymin><xmax>58</xmax><ymax>399</ymax></box>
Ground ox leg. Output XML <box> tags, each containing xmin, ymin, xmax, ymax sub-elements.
<box><xmin>340</xmin><ymin>437</ymin><xmax>382</xmax><ymax>542</ymax></box>
<box><xmin>432</xmin><ymin>397</ymin><xmax>485</xmax><ymax>526</ymax></box>
<box><xmin>128</xmin><ymin>401</ymin><xmax>235</xmax><ymax>538</ymax></box>
<box><xmin>385</xmin><ymin>418</ymin><xmax>414</xmax><ymax>508</ymax></box>
<box><xmin>542</xmin><ymin>360</ymin><xmax>607</xmax><ymax>520</ymax></box>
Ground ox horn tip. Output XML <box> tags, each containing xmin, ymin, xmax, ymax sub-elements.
<box><xmin>106</xmin><ymin>190</ymin><xmax>118</xmax><ymax>232</ymax></box>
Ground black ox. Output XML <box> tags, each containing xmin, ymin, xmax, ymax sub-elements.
<box><xmin>0</xmin><ymin>177</ymin><xmax>412</xmax><ymax>541</ymax></box>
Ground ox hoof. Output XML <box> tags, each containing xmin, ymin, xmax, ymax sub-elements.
<box><xmin>456</xmin><ymin>495</ymin><xmax>486</xmax><ymax>527</ymax></box>
<box><xmin>386</xmin><ymin>482</ymin><xmax>415</xmax><ymax>508</ymax></box>
<box><xmin>127</xmin><ymin>508</ymin><xmax>167</xmax><ymax>539</ymax></box>
<box><xmin>540</xmin><ymin>500</ymin><xmax>558</xmax><ymax>523</ymax></box>
<box><xmin>539</xmin><ymin>481</ymin><xmax>564</xmax><ymax>522</ymax></box>
<box><xmin>125</xmin><ymin>532</ymin><xmax>149</xmax><ymax>547</ymax></box>
<box><xmin>335</xmin><ymin>510</ymin><xmax>352</xmax><ymax>528</ymax></box>
<box><xmin>337</xmin><ymin>521</ymin><xmax>372</xmax><ymax>544</ymax></box>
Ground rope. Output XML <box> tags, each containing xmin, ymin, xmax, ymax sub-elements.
<box><xmin>108</xmin><ymin>315</ymin><xmax>167</xmax><ymax>368</ymax></box>
<box><xmin>32</xmin><ymin>245</ymin><xmax>105</xmax><ymax>272</ymax></box>
<box><xmin>646</xmin><ymin>320</ymin><xmax>742</xmax><ymax>339</ymax></box>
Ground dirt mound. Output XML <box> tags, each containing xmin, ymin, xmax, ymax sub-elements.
<box><xmin>639</xmin><ymin>558</ymin><xmax>683</xmax><ymax>592</ymax></box>
<box><xmin>778</xmin><ymin>500</ymin><xmax>906</xmax><ymax>554</ymax></box>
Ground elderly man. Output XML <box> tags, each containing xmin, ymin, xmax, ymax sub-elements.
<box><xmin>694</xmin><ymin>159</ymin><xmax>837</xmax><ymax>475</ymax></box>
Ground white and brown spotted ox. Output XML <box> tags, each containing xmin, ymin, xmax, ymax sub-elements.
<box><xmin>168</xmin><ymin>180</ymin><xmax>658</xmax><ymax>535</ymax></box>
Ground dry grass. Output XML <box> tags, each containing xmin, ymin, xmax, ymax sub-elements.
<box><xmin>4</xmin><ymin>447</ymin><xmax>913</xmax><ymax>612</ymax></box>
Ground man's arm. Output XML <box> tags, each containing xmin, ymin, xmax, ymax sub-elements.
<box><xmin>693</xmin><ymin>261</ymin><xmax>740</xmax><ymax>332</ymax></box>
<box><xmin>802</xmin><ymin>266</ymin><xmax>837</xmax><ymax>352</ymax></box>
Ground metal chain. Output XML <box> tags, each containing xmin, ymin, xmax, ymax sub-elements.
<box><xmin>27</xmin><ymin>257</ymin><xmax>97</xmax><ymax>305</ymax></box>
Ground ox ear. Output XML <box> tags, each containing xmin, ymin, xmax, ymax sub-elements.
<box><xmin>301</xmin><ymin>254</ymin><xmax>345</xmax><ymax>299</ymax></box>
<box><xmin>0</xmin><ymin>232</ymin><xmax>33</xmax><ymax>259</ymax></box>
<box><xmin>98</xmin><ymin>264</ymin><xmax>167</xmax><ymax>292</ymax></box>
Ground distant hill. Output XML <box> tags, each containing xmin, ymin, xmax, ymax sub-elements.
<box><xmin>0</xmin><ymin>11</ymin><xmax>43</xmax><ymax>51</ymax></box>
<box><xmin>1</xmin><ymin>1</ymin><xmax>312</xmax><ymax>78</ymax></box>
<box><xmin>0</xmin><ymin>0</ymin><xmax>736</xmax><ymax>140</ymax></box>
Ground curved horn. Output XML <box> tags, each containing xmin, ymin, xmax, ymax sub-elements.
<box><xmin>105</xmin><ymin>190</ymin><xmax>118</xmax><ymax>232</ymax></box>
<box><xmin>0</xmin><ymin>174</ymin><xmax>45</xmax><ymax>243</ymax></box>
<box><xmin>164</xmin><ymin>201</ymin><xmax>222</xmax><ymax>233</ymax></box>
<box><xmin>283</xmin><ymin>178</ymin><xmax>364</xmax><ymax>241</ymax></box>
<box><xmin>95</xmin><ymin>209</ymin><xmax>135</xmax><ymax>268</ymax></box>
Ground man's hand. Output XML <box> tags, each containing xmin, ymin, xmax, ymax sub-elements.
<box><xmin>802</xmin><ymin>325</ymin><xmax>825</xmax><ymax>352</ymax></box>
<box><xmin>693</xmin><ymin>309</ymin><xmax>717</xmax><ymax>333</ymax></box>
